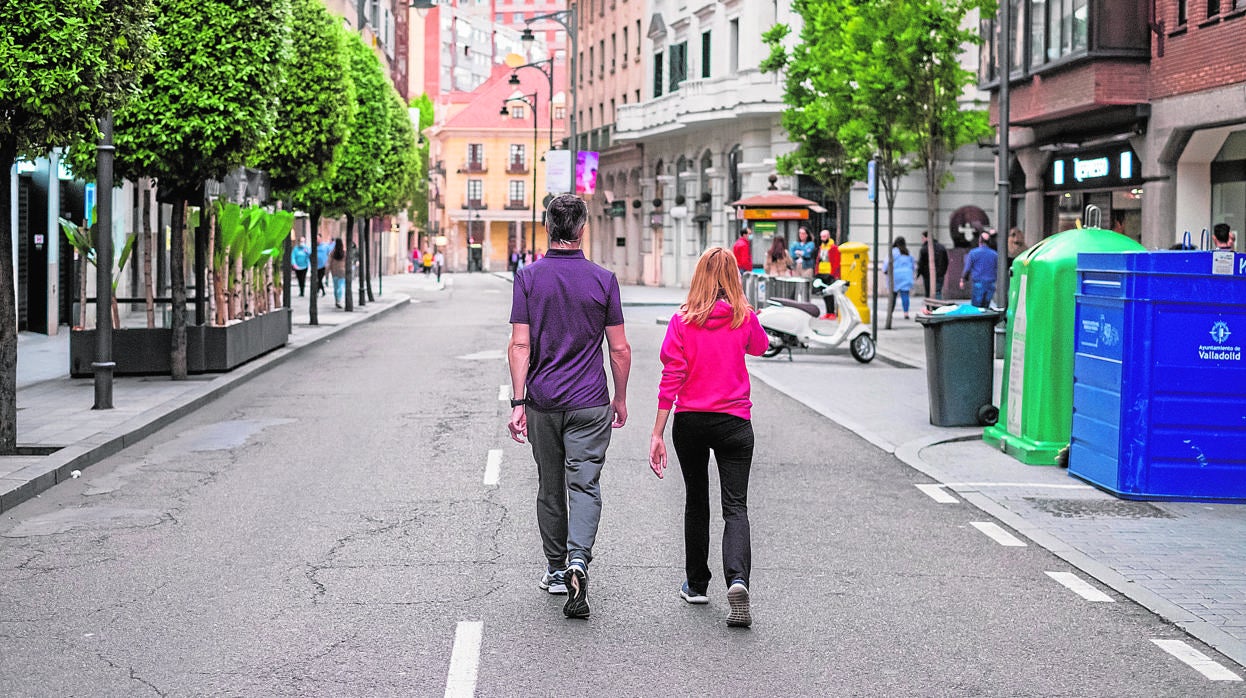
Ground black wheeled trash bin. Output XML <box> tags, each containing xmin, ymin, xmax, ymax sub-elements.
<box><xmin>915</xmin><ymin>308</ymin><xmax>1004</xmax><ymax>427</ymax></box>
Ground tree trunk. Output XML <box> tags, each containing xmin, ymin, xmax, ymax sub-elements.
<box><xmin>358</xmin><ymin>217</ymin><xmax>368</xmax><ymax>306</ymax></box>
<box><xmin>925</xmin><ymin>162</ymin><xmax>940</xmax><ymax>301</ymax></box>
<box><xmin>169</xmin><ymin>197</ymin><xmax>189</xmax><ymax>380</ymax></box>
<box><xmin>142</xmin><ymin>180</ymin><xmax>155</xmax><ymax>328</ymax></box>
<box><xmin>344</xmin><ymin>214</ymin><xmax>354</xmax><ymax>312</ymax></box>
<box><xmin>308</xmin><ymin>209</ymin><xmax>320</xmax><ymax>325</ymax></box>
<box><xmin>232</xmin><ymin>247</ymin><xmax>243</xmax><ymax>320</ymax></box>
<box><xmin>0</xmin><ymin>139</ymin><xmax>19</xmax><ymax>453</ymax></box>
<box><xmin>365</xmin><ymin>218</ymin><xmax>375</xmax><ymax>302</ymax></box>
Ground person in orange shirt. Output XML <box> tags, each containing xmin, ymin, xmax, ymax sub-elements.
<box><xmin>814</xmin><ymin>229</ymin><xmax>841</xmax><ymax>317</ymax></box>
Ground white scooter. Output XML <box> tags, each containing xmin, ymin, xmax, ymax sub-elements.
<box><xmin>757</xmin><ymin>279</ymin><xmax>876</xmax><ymax>363</ymax></box>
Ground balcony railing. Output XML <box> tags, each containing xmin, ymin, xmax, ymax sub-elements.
<box><xmin>506</xmin><ymin>160</ymin><xmax>528</xmax><ymax>174</ymax></box>
<box><xmin>462</xmin><ymin>199</ymin><xmax>487</xmax><ymax>209</ymax></box>
<box><xmin>462</xmin><ymin>159</ymin><xmax>487</xmax><ymax>173</ymax></box>
<box><xmin>505</xmin><ymin>200</ymin><xmax>528</xmax><ymax>210</ymax></box>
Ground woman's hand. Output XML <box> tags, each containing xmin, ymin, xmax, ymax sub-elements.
<box><xmin>649</xmin><ymin>434</ymin><xmax>667</xmax><ymax>479</ymax></box>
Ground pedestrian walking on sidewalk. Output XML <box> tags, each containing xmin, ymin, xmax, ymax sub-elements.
<box><xmin>329</xmin><ymin>238</ymin><xmax>346</xmax><ymax>308</ymax></box>
<box><xmin>649</xmin><ymin>247</ymin><xmax>770</xmax><ymax>628</ymax></box>
<box><xmin>292</xmin><ymin>237</ymin><xmax>310</xmax><ymax>297</ymax></box>
<box><xmin>315</xmin><ymin>233</ymin><xmax>333</xmax><ymax>296</ymax></box>
<box><xmin>815</xmin><ymin>229</ymin><xmax>841</xmax><ymax>317</ymax></box>
<box><xmin>961</xmin><ymin>231</ymin><xmax>999</xmax><ymax>308</ymax></box>
<box><xmin>507</xmin><ymin>193</ymin><xmax>632</xmax><ymax>620</ymax></box>
<box><xmin>884</xmin><ymin>236</ymin><xmax>915</xmax><ymax>324</ymax></box>
<box><xmin>764</xmin><ymin>235</ymin><xmax>793</xmax><ymax>276</ymax></box>
<box><xmin>790</xmin><ymin>227</ymin><xmax>815</xmax><ymax>278</ymax></box>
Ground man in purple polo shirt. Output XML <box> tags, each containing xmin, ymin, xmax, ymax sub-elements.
<box><xmin>507</xmin><ymin>194</ymin><xmax>632</xmax><ymax>620</ymax></box>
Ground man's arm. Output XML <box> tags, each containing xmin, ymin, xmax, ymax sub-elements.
<box><xmin>506</xmin><ymin>323</ymin><xmax>531</xmax><ymax>443</ymax></box>
<box><xmin>605</xmin><ymin>324</ymin><xmax>631</xmax><ymax>428</ymax></box>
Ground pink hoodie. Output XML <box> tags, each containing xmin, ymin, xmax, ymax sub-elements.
<box><xmin>658</xmin><ymin>300</ymin><xmax>770</xmax><ymax>420</ymax></box>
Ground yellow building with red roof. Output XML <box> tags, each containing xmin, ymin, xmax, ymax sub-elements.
<box><xmin>425</xmin><ymin>64</ymin><xmax>568</xmax><ymax>272</ymax></box>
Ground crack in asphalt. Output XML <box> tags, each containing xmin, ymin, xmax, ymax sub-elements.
<box><xmin>304</xmin><ymin>513</ymin><xmax>423</xmax><ymax>603</ymax></box>
<box><xmin>94</xmin><ymin>650</ymin><xmax>166</xmax><ymax>697</ymax></box>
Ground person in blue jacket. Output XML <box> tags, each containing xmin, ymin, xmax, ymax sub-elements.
<box><xmin>291</xmin><ymin>237</ymin><xmax>311</xmax><ymax>297</ymax></box>
<box><xmin>961</xmin><ymin>231</ymin><xmax>999</xmax><ymax>308</ymax></box>
<box><xmin>885</xmin><ymin>237</ymin><xmax>916</xmax><ymax>320</ymax></box>
<box><xmin>315</xmin><ymin>233</ymin><xmax>334</xmax><ymax>297</ymax></box>
<box><xmin>789</xmin><ymin>227</ymin><xmax>816</xmax><ymax>278</ymax></box>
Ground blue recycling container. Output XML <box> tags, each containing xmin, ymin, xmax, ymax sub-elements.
<box><xmin>1070</xmin><ymin>250</ymin><xmax>1246</xmax><ymax>501</ymax></box>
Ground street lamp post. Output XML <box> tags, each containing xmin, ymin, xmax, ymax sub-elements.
<box><xmin>501</xmin><ymin>92</ymin><xmax>540</xmax><ymax>258</ymax></box>
<box><xmin>93</xmin><ymin>113</ymin><xmax>116</xmax><ymax>409</ymax></box>
<box><xmin>508</xmin><ymin>61</ymin><xmax>555</xmax><ymax>150</ymax></box>
<box><xmin>521</xmin><ymin>8</ymin><xmax>576</xmax><ymax>189</ymax></box>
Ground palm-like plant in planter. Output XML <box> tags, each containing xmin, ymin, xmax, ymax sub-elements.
<box><xmin>58</xmin><ymin>217</ymin><xmax>136</xmax><ymax>330</ymax></box>
<box><xmin>211</xmin><ymin>203</ymin><xmax>293</xmax><ymax>323</ymax></box>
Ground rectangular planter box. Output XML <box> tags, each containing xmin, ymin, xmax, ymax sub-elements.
<box><xmin>71</xmin><ymin>308</ymin><xmax>291</xmax><ymax>377</ymax></box>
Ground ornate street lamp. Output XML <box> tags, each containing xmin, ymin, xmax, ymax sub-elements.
<box><xmin>521</xmin><ymin>8</ymin><xmax>577</xmax><ymax>192</ymax></box>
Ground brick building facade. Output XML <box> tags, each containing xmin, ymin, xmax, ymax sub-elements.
<box><xmin>983</xmin><ymin>0</ymin><xmax>1246</xmax><ymax>249</ymax></box>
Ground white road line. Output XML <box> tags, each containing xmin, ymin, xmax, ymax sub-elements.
<box><xmin>498</xmin><ymin>384</ymin><xmax>509</xmax><ymax>401</ymax></box>
<box><xmin>1045</xmin><ymin>571</ymin><xmax>1115</xmax><ymax>602</ymax></box>
<box><xmin>970</xmin><ymin>521</ymin><xmax>1027</xmax><ymax>547</ymax></box>
<box><xmin>941</xmin><ymin>482</ymin><xmax>1093</xmax><ymax>489</ymax></box>
<box><xmin>483</xmin><ymin>449</ymin><xmax>502</xmax><ymax>486</ymax></box>
<box><xmin>1152</xmin><ymin>639</ymin><xmax>1242</xmax><ymax>681</ymax></box>
<box><xmin>444</xmin><ymin>620</ymin><xmax>484</xmax><ymax>697</ymax></box>
<box><xmin>916</xmin><ymin>484</ymin><xmax>959</xmax><ymax>504</ymax></box>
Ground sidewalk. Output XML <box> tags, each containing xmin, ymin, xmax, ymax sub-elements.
<box><xmin>748</xmin><ymin>291</ymin><xmax>1246</xmax><ymax>669</ymax></box>
<box><xmin>1</xmin><ymin>273</ymin><xmax>444</xmax><ymax>515</ymax></box>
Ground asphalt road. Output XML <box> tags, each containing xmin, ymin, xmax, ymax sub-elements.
<box><xmin>1</xmin><ymin>272</ymin><xmax>1241</xmax><ymax>696</ymax></box>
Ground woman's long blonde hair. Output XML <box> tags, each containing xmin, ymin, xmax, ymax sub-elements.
<box><xmin>680</xmin><ymin>247</ymin><xmax>752</xmax><ymax>328</ymax></box>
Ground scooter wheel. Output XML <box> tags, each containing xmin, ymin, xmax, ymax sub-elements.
<box><xmin>850</xmin><ymin>334</ymin><xmax>876</xmax><ymax>363</ymax></box>
<box><xmin>762</xmin><ymin>330</ymin><xmax>787</xmax><ymax>358</ymax></box>
<box><xmin>977</xmin><ymin>404</ymin><xmax>999</xmax><ymax>426</ymax></box>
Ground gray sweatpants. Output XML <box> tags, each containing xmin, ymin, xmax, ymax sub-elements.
<box><xmin>526</xmin><ymin>404</ymin><xmax>613</xmax><ymax>569</ymax></box>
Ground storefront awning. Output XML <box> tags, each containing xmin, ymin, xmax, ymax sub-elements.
<box><xmin>730</xmin><ymin>192</ymin><xmax>820</xmax><ymax>208</ymax></box>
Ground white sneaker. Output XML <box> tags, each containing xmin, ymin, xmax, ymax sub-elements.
<box><xmin>539</xmin><ymin>567</ymin><xmax>567</xmax><ymax>595</ymax></box>
<box><xmin>726</xmin><ymin>581</ymin><xmax>752</xmax><ymax>628</ymax></box>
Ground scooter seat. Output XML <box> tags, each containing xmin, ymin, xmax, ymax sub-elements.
<box><xmin>769</xmin><ymin>297</ymin><xmax>821</xmax><ymax>318</ymax></box>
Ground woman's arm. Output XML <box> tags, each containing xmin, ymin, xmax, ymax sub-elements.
<box><xmin>649</xmin><ymin>408</ymin><xmax>672</xmax><ymax>479</ymax></box>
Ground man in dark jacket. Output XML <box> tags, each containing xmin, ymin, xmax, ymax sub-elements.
<box><xmin>915</xmin><ymin>230</ymin><xmax>949</xmax><ymax>299</ymax></box>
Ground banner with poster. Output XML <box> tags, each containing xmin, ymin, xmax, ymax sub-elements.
<box><xmin>575</xmin><ymin>151</ymin><xmax>600</xmax><ymax>197</ymax></box>
<box><xmin>545</xmin><ymin>150</ymin><xmax>572</xmax><ymax>195</ymax></box>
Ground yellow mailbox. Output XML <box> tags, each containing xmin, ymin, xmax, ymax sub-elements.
<box><xmin>838</xmin><ymin>241</ymin><xmax>871</xmax><ymax>324</ymax></box>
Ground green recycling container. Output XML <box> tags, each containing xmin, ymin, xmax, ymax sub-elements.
<box><xmin>983</xmin><ymin>227</ymin><xmax>1144</xmax><ymax>465</ymax></box>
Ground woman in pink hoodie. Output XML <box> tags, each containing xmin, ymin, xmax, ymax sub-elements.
<box><xmin>649</xmin><ymin>247</ymin><xmax>770</xmax><ymax>628</ymax></box>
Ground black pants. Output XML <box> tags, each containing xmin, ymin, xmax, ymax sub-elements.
<box><xmin>294</xmin><ymin>268</ymin><xmax>307</xmax><ymax>296</ymax></box>
<box><xmin>816</xmin><ymin>273</ymin><xmax>837</xmax><ymax>314</ymax></box>
<box><xmin>672</xmin><ymin>411</ymin><xmax>754</xmax><ymax>592</ymax></box>
<box><xmin>316</xmin><ymin>267</ymin><xmax>326</xmax><ymax>294</ymax></box>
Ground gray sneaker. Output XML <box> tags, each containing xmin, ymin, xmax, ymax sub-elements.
<box><xmin>539</xmin><ymin>567</ymin><xmax>567</xmax><ymax>595</ymax></box>
<box><xmin>726</xmin><ymin>581</ymin><xmax>752</xmax><ymax>628</ymax></box>
<box><xmin>563</xmin><ymin>561</ymin><xmax>590</xmax><ymax>619</ymax></box>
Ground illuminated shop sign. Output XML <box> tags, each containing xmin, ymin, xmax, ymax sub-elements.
<box><xmin>1047</xmin><ymin>147</ymin><xmax>1142</xmax><ymax>191</ymax></box>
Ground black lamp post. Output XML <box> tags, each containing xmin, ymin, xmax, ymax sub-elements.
<box><xmin>521</xmin><ymin>8</ymin><xmax>576</xmax><ymax>191</ymax></box>
<box><xmin>501</xmin><ymin>92</ymin><xmax>540</xmax><ymax>257</ymax></box>
<box><xmin>93</xmin><ymin>113</ymin><xmax>115</xmax><ymax>409</ymax></box>
<box><xmin>508</xmin><ymin>60</ymin><xmax>556</xmax><ymax>150</ymax></box>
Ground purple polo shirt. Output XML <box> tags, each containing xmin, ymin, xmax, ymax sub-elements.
<box><xmin>510</xmin><ymin>249</ymin><xmax>624</xmax><ymax>411</ymax></box>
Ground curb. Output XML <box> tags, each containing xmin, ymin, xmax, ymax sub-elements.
<box><xmin>0</xmin><ymin>296</ymin><xmax>410</xmax><ymax>516</ymax></box>
<box><xmin>892</xmin><ymin>433</ymin><xmax>1246</xmax><ymax>670</ymax></box>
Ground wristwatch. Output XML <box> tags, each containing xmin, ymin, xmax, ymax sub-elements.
<box><xmin>510</xmin><ymin>398</ymin><xmax>528</xmax><ymax>408</ymax></box>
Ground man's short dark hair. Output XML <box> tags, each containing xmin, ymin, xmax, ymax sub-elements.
<box><xmin>1214</xmin><ymin>223</ymin><xmax>1231</xmax><ymax>244</ymax></box>
<box><xmin>546</xmin><ymin>194</ymin><xmax>587</xmax><ymax>242</ymax></box>
<box><xmin>739</xmin><ymin>227</ymin><xmax>749</xmax><ymax>237</ymax></box>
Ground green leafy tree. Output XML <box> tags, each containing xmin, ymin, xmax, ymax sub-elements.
<box><xmin>72</xmin><ymin>0</ymin><xmax>293</xmax><ymax>378</ymax></box>
<box><xmin>0</xmin><ymin>0</ymin><xmax>155</xmax><ymax>452</ymax></box>
<box><xmin>358</xmin><ymin>85</ymin><xmax>421</xmax><ymax>301</ymax></box>
<box><xmin>255</xmin><ymin>0</ymin><xmax>355</xmax><ymax>200</ymax></box>
<box><xmin>292</xmin><ymin>32</ymin><xmax>393</xmax><ymax>318</ymax></box>
<box><xmin>765</xmin><ymin>0</ymin><xmax>992</xmax><ymax>286</ymax></box>
<box><xmin>408</xmin><ymin>93</ymin><xmax>435</xmax><ymax>230</ymax></box>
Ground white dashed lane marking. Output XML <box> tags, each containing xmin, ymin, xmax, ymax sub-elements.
<box><xmin>970</xmin><ymin>521</ymin><xmax>1027</xmax><ymax>547</ymax></box>
<box><xmin>444</xmin><ymin>620</ymin><xmax>484</xmax><ymax>697</ymax></box>
<box><xmin>915</xmin><ymin>484</ymin><xmax>958</xmax><ymax>504</ymax></box>
<box><xmin>1152</xmin><ymin>639</ymin><xmax>1242</xmax><ymax>681</ymax></box>
<box><xmin>484</xmin><ymin>449</ymin><xmax>502</xmax><ymax>486</ymax></box>
<box><xmin>1044</xmin><ymin>571</ymin><xmax>1114</xmax><ymax>602</ymax></box>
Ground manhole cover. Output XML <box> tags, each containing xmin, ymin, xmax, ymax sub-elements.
<box><xmin>1024</xmin><ymin>497</ymin><xmax>1176</xmax><ymax>519</ymax></box>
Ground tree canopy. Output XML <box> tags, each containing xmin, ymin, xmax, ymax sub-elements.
<box><xmin>764</xmin><ymin>0</ymin><xmax>993</xmax><ymax>242</ymax></box>
<box><xmin>255</xmin><ymin>0</ymin><xmax>356</xmax><ymax>199</ymax></box>
<box><xmin>0</xmin><ymin>0</ymin><xmax>156</xmax><ymax>452</ymax></box>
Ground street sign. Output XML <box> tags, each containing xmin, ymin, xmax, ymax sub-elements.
<box><xmin>867</xmin><ymin>160</ymin><xmax>877</xmax><ymax>203</ymax></box>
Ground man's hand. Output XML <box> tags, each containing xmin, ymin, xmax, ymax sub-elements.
<box><xmin>959</xmin><ymin>279</ymin><xmax>966</xmax><ymax>289</ymax></box>
<box><xmin>507</xmin><ymin>405</ymin><xmax>527</xmax><ymax>444</ymax></box>
<box><xmin>611</xmin><ymin>397</ymin><xmax>628</xmax><ymax>428</ymax></box>
<box><xmin>649</xmin><ymin>434</ymin><xmax>667</xmax><ymax>479</ymax></box>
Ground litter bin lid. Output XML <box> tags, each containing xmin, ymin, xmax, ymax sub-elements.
<box><xmin>915</xmin><ymin>306</ymin><xmax>1004</xmax><ymax>325</ymax></box>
